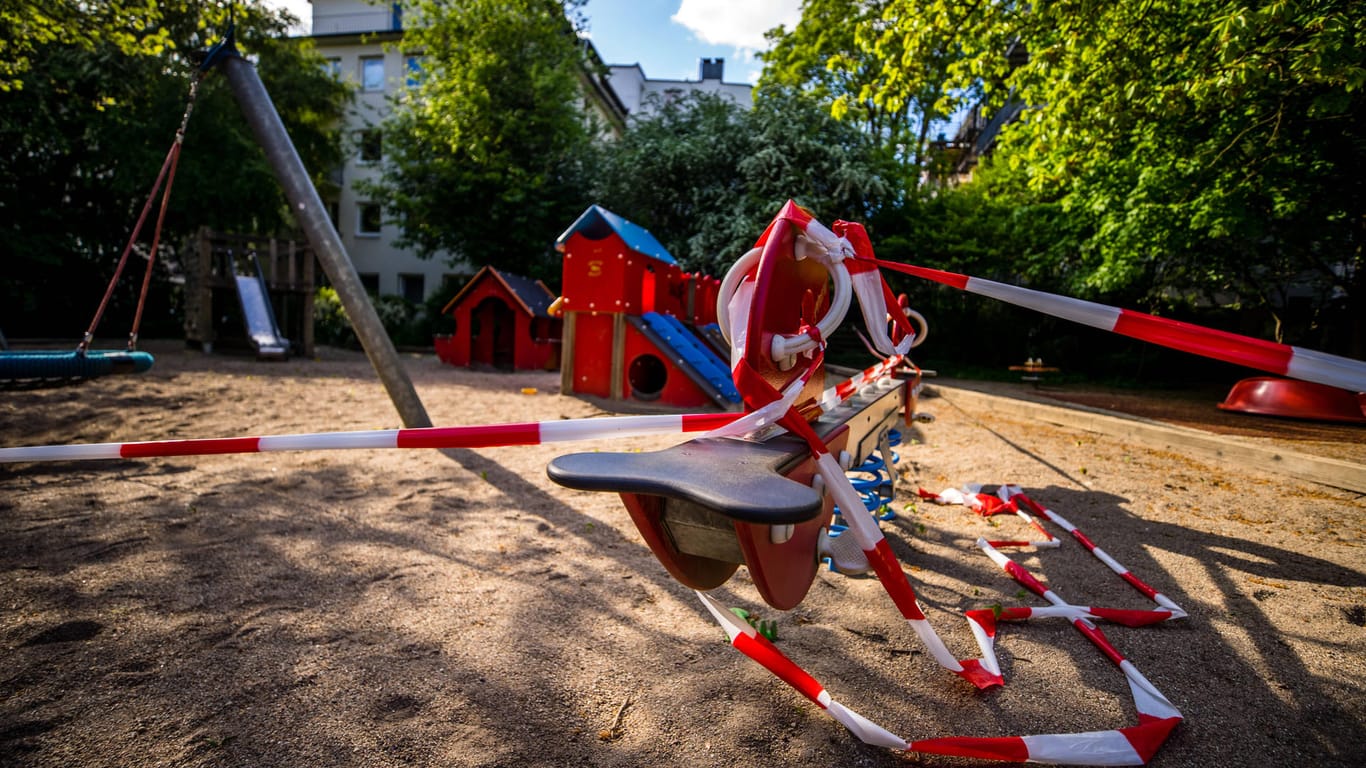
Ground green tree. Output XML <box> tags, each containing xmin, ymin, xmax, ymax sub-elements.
<box><xmin>846</xmin><ymin>1</ymin><xmax>1365</xmax><ymax>356</ymax></box>
<box><xmin>593</xmin><ymin>91</ymin><xmax>900</xmax><ymax>276</ymax></box>
<box><xmin>0</xmin><ymin>1</ymin><xmax>349</xmax><ymax>339</ymax></box>
<box><xmin>0</xmin><ymin>0</ymin><xmax>171</xmax><ymax>92</ymax></box>
<box><xmin>761</xmin><ymin>0</ymin><xmax>1014</xmax><ymax>186</ymax></box>
<box><xmin>984</xmin><ymin>0</ymin><xmax>1366</xmax><ymax>353</ymax></box>
<box><xmin>759</xmin><ymin>1</ymin><xmax>905</xmax><ymax>147</ymax></box>
<box><xmin>364</xmin><ymin>0</ymin><xmax>597</xmax><ymax>283</ymax></box>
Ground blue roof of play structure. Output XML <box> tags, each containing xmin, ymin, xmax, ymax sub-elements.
<box><xmin>556</xmin><ymin>205</ymin><xmax>677</xmax><ymax>265</ymax></box>
<box><xmin>497</xmin><ymin>270</ymin><xmax>556</xmax><ymax>318</ymax></box>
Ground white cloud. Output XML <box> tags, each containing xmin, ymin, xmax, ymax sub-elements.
<box><xmin>670</xmin><ymin>0</ymin><xmax>802</xmax><ymax>51</ymax></box>
<box><xmin>262</xmin><ymin>0</ymin><xmax>312</xmax><ymax>34</ymax></box>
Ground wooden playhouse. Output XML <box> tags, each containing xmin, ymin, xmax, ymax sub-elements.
<box><xmin>434</xmin><ymin>266</ymin><xmax>561</xmax><ymax>370</ymax></box>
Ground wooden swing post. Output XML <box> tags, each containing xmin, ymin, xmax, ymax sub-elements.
<box><xmin>207</xmin><ymin>32</ymin><xmax>431</xmax><ymax>429</ymax></box>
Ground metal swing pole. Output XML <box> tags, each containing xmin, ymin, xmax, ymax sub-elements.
<box><xmin>205</xmin><ymin>32</ymin><xmax>431</xmax><ymax>429</ymax></box>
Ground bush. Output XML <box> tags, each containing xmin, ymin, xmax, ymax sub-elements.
<box><xmin>312</xmin><ymin>286</ymin><xmax>357</xmax><ymax>348</ymax></box>
<box><xmin>374</xmin><ymin>294</ymin><xmax>429</xmax><ymax>348</ymax></box>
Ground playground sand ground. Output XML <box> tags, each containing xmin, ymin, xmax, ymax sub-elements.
<box><xmin>1</xmin><ymin>342</ymin><xmax>1363</xmax><ymax>768</ymax></box>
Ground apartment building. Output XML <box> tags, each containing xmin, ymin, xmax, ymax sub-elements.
<box><xmin>607</xmin><ymin>58</ymin><xmax>753</xmax><ymax>116</ymax></box>
<box><xmin>306</xmin><ymin>0</ymin><xmax>753</xmax><ymax>302</ymax></box>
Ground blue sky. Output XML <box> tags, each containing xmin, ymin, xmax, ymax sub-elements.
<box><xmin>580</xmin><ymin>0</ymin><xmax>800</xmax><ymax>83</ymax></box>
<box><xmin>268</xmin><ymin>1</ymin><xmax>800</xmax><ymax>84</ymax></box>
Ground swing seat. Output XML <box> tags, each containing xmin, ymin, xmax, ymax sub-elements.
<box><xmin>549</xmin><ymin>373</ymin><xmax>907</xmax><ymax>610</ymax></box>
<box><xmin>0</xmin><ymin>350</ymin><xmax>154</xmax><ymax>388</ymax></box>
<box><xmin>549</xmin><ymin>432</ymin><xmax>836</xmax><ymax>610</ymax></box>
<box><xmin>549</xmin><ymin>435</ymin><xmax>826</xmax><ymax>525</ymax></box>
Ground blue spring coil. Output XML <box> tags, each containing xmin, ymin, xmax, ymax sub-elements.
<box><xmin>825</xmin><ymin>429</ymin><xmax>905</xmax><ymax>571</ymax></box>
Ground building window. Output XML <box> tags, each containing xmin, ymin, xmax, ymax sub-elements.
<box><xmin>405</xmin><ymin>55</ymin><xmax>425</xmax><ymax>87</ymax></box>
<box><xmin>399</xmin><ymin>274</ymin><xmax>425</xmax><ymax>303</ymax></box>
<box><xmin>323</xmin><ymin>57</ymin><xmax>342</xmax><ymax>78</ymax></box>
<box><xmin>361</xmin><ymin>56</ymin><xmax>385</xmax><ymax>92</ymax></box>
<box><xmin>358</xmin><ymin>273</ymin><xmax>380</xmax><ymax>296</ymax></box>
<box><xmin>358</xmin><ymin>129</ymin><xmax>382</xmax><ymax>164</ymax></box>
<box><xmin>357</xmin><ymin>203</ymin><xmax>382</xmax><ymax>236</ymax></box>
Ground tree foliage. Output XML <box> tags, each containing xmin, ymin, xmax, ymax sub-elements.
<box><xmin>761</xmin><ymin>0</ymin><xmax>1013</xmax><ymax>184</ymax></box>
<box><xmin>985</xmin><ymin>0</ymin><xmax>1366</xmax><ymax>352</ymax></box>
<box><xmin>592</xmin><ymin>91</ymin><xmax>901</xmax><ymax>277</ymax></box>
<box><xmin>759</xmin><ymin>2</ymin><xmax>905</xmax><ymax>147</ymax></box>
<box><xmin>364</xmin><ymin>0</ymin><xmax>598</xmax><ymax>283</ymax></box>
<box><xmin>0</xmin><ymin>0</ymin><xmax>171</xmax><ymax>92</ymax></box>
<box><xmin>0</xmin><ymin>1</ymin><xmax>349</xmax><ymax>339</ymax></box>
<box><xmin>828</xmin><ymin>0</ymin><xmax>1365</xmax><ymax>356</ymax></box>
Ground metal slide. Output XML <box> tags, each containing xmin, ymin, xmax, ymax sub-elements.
<box><xmin>233</xmin><ymin>261</ymin><xmax>290</xmax><ymax>360</ymax></box>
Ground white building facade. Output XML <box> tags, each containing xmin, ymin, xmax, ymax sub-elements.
<box><xmin>308</xmin><ymin>1</ymin><xmax>440</xmax><ymax>303</ymax></box>
<box><xmin>607</xmin><ymin>58</ymin><xmax>753</xmax><ymax>116</ymax></box>
<box><xmin>306</xmin><ymin>0</ymin><xmax>753</xmax><ymax>302</ymax></box>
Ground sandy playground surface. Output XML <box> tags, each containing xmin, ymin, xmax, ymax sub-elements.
<box><xmin>1</xmin><ymin>342</ymin><xmax>1363</xmax><ymax>767</ymax></box>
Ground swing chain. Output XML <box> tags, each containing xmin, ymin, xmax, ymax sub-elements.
<box><xmin>174</xmin><ymin>72</ymin><xmax>206</xmax><ymax>145</ymax></box>
<box><xmin>79</xmin><ymin>70</ymin><xmax>205</xmax><ymax>356</ymax></box>
<box><xmin>124</xmin><ymin>71</ymin><xmax>207</xmax><ymax>351</ymax></box>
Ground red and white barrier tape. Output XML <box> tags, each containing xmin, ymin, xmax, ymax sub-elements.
<box><xmin>0</xmin><ymin>352</ymin><xmax>909</xmax><ymax>465</ymax></box>
<box><xmin>703</xmin><ymin>546</ymin><xmax>1184</xmax><ymax>765</ymax></box>
<box><xmin>724</xmin><ymin>206</ymin><xmax>1001</xmax><ymax>689</ymax></box>
<box><xmin>963</xmin><ymin>539</ymin><xmax>1184</xmax><ymax>764</ymax></box>
<box><xmin>876</xmin><ymin>259</ymin><xmax>1366</xmax><ymax>393</ymax></box>
<box><xmin>974</xmin><ymin>537</ymin><xmax>1182</xmax><ymax>626</ymax></box>
<box><xmin>734</xmin><ymin>352</ymin><xmax>1000</xmax><ymax>688</ymax></box>
<box><xmin>918</xmin><ymin>485</ymin><xmax>1060</xmax><ymax>549</ymax></box>
<box><xmin>698</xmin><ymin>591</ymin><xmax>909</xmax><ymax>750</ymax></box>
<box><xmin>0</xmin><ymin>412</ymin><xmax>739</xmax><ymax>464</ymax></box>
<box><xmin>703</xmin><ymin>476</ymin><xmax>1184</xmax><ymax>762</ymax></box>
<box><xmin>997</xmin><ymin>485</ymin><xmax>1186</xmax><ymax>617</ymax></box>
<box><xmin>921</xmin><ymin>484</ymin><xmax>1185</xmax><ymax>620</ymax></box>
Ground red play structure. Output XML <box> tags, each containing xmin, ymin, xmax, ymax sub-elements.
<box><xmin>434</xmin><ymin>266</ymin><xmax>561</xmax><ymax>371</ymax></box>
<box><xmin>555</xmin><ymin>205</ymin><xmax>737</xmax><ymax>409</ymax></box>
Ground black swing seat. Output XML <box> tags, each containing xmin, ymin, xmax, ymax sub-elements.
<box><xmin>548</xmin><ymin>434</ymin><xmax>825</xmax><ymax>525</ymax></box>
<box><xmin>549</xmin><ymin>372</ymin><xmax>911</xmax><ymax>525</ymax></box>
<box><xmin>0</xmin><ymin>349</ymin><xmax>154</xmax><ymax>388</ymax></box>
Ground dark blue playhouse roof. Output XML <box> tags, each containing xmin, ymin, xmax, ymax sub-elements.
<box><xmin>497</xmin><ymin>270</ymin><xmax>557</xmax><ymax>318</ymax></box>
<box><xmin>442</xmin><ymin>266</ymin><xmax>557</xmax><ymax>318</ymax></box>
<box><xmin>555</xmin><ymin>205</ymin><xmax>677</xmax><ymax>265</ymax></box>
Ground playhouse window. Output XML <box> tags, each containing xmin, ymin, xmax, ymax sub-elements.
<box><xmin>628</xmin><ymin>354</ymin><xmax>667</xmax><ymax>400</ymax></box>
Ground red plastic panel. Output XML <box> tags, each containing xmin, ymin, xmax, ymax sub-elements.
<box><xmin>733</xmin><ymin>426</ymin><xmax>846</xmax><ymax>609</ymax></box>
<box><xmin>568</xmin><ymin>312</ymin><xmax>616</xmax><ymax>397</ymax></box>
<box><xmin>560</xmin><ymin>232</ymin><xmax>633</xmax><ymax>313</ymax></box>
<box><xmin>744</xmin><ymin>206</ymin><xmax>830</xmax><ymax>414</ymax></box>
<box><xmin>618</xmin><ymin>493</ymin><xmax>738</xmax><ymax>591</ymax></box>
<box><xmin>621</xmin><ymin>321</ymin><xmax>714</xmax><ymax>408</ymax></box>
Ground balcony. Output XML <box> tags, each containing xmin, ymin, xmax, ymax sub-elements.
<box><xmin>312</xmin><ymin>9</ymin><xmax>401</xmax><ymax>36</ymax></box>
